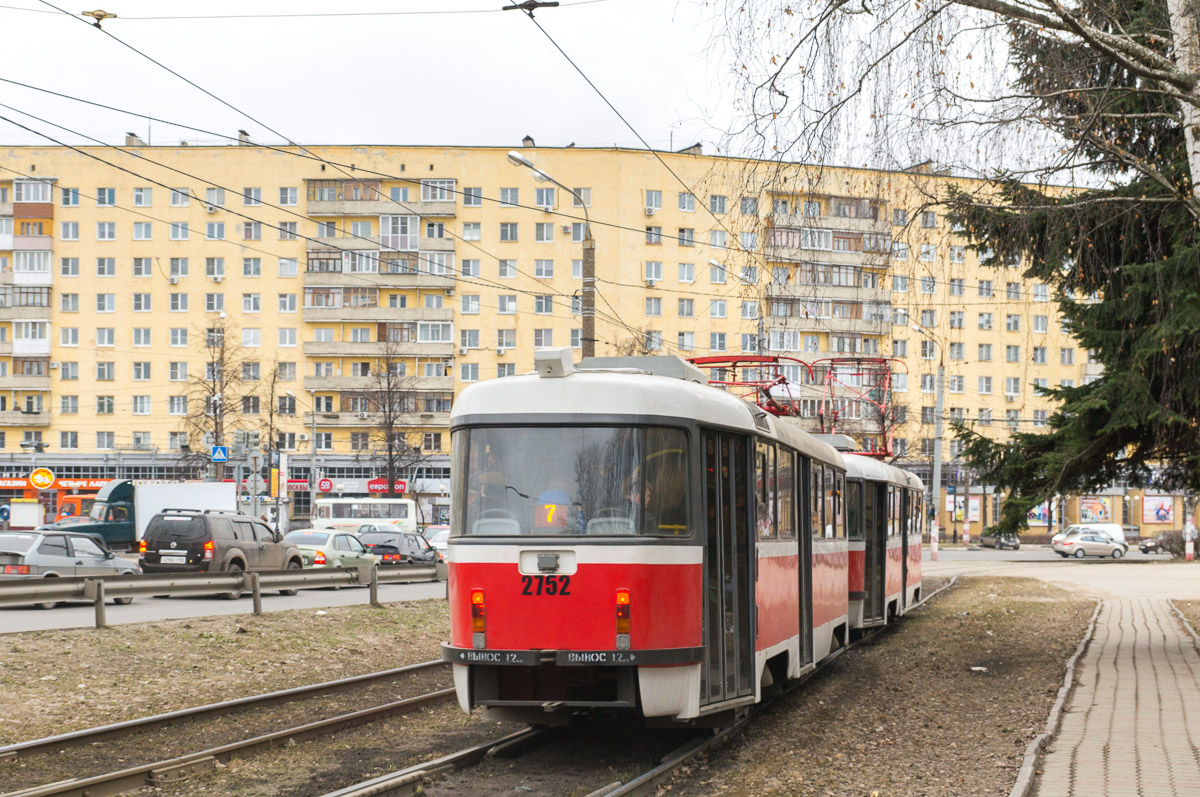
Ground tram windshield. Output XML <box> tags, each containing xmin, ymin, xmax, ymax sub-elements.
<box><xmin>455</xmin><ymin>426</ymin><xmax>689</xmax><ymax>536</ymax></box>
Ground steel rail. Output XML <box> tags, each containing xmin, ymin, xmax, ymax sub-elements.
<box><xmin>0</xmin><ymin>659</ymin><xmax>445</xmax><ymax>761</ymax></box>
<box><xmin>3</xmin><ymin>688</ymin><xmax>458</xmax><ymax>797</ymax></box>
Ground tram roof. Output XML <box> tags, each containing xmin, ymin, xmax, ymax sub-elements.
<box><xmin>451</xmin><ymin>368</ymin><xmax>844</xmax><ymax>467</ymax></box>
<box><xmin>842</xmin><ymin>453</ymin><xmax>915</xmax><ymax>488</ymax></box>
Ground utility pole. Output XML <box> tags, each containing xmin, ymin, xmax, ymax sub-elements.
<box><xmin>932</xmin><ymin>362</ymin><xmax>944</xmax><ymax>552</ymax></box>
<box><xmin>582</xmin><ymin>227</ymin><xmax>596</xmax><ymax>358</ymax></box>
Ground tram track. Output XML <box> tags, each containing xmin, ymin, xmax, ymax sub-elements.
<box><xmin>0</xmin><ymin>661</ymin><xmax>454</xmax><ymax>797</ymax></box>
<box><xmin>320</xmin><ymin>576</ymin><xmax>961</xmax><ymax>797</ymax></box>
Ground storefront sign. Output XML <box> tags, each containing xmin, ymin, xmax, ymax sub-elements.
<box><xmin>367</xmin><ymin>479</ymin><xmax>408</xmax><ymax>493</ymax></box>
<box><xmin>1142</xmin><ymin>495</ymin><xmax>1176</xmax><ymax>524</ymax></box>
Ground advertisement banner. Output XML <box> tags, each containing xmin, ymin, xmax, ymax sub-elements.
<box><xmin>968</xmin><ymin>496</ymin><xmax>982</xmax><ymax>522</ymax></box>
<box><xmin>1142</xmin><ymin>495</ymin><xmax>1176</xmax><ymax>525</ymax></box>
<box><xmin>1080</xmin><ymin>496</ymin><xmax>1113</xmax><ymax>523</ymax></box>
<box><xmin>1027</xmin><ymin>501</ymin><xmax>1051</xmax><ymax>526</ymax></box>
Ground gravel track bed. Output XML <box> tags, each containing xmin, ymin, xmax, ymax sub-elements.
<box><xmin>663</xmin><ymin>577</ymin><xmax>1092</xmax><ymax>796</ymax></box>
<box><xmin>0</xmin><ymin>667</ymin><xmax>451</xmax><ymax>793</ymax></box>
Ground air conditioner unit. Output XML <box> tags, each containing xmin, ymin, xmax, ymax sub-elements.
<box><xmin>357</xmin><ymin>412</ymin><xmax>369</xmax><ymax>419</ymax></box>
<box><xmin>645</xmin><ymin>206</ymin><xmax>656</xmax><ymax>216</ymax></box>
<box><xmin>537</xmin><ymin>203</ymin><xmax>553</xmax><ymax>212</ymax></box>
<box><xmin>205</xmin><ymin>204</ymin><xmax>217</xmax><ymax>213</ymax></box>
<box><xmin>561</xmin><ymin>225</ymin><xmax>572</xmax><ymax>234</ymax></box>
<box><xmin>168</xmin><ymin>276</ymin><xmax>178</xmax><ymax>285</ymax></box>
<box><xmin>496</xmin><ymin>348</ymin><xmax>507</xmax><ymax>356</ymax></box>
<box><xmin>458</xmin><ymin>347</ymin><xmax>469</xmax><ymax>355</ymax></box>
<box><xmin>213</xmin><ymin>275</ymin><xmax>223</xmax><ymax>283</ymax></box>
<box><xmin>645</xmin><ymin>279</ymin><xmax>658</xmax><ymax>287</ymax></box>
<box><xmin>298</xmin><ymin>433</ymin><xmax>309</xmax><ymax>442</ymax></box>
<box><xmin>1005</xmin><ymin>394</ymin><xmax>1017</xmax><ymax>402</ymax></box>
<box><xmin>48</xmin><ymin>361</ymin><xmax>59</xmax><ymax>369</ymax></box>
<box><xmin>445</xmin><ymin>288</ymin><xmax>454</xmax><ymax>296</ymax></box>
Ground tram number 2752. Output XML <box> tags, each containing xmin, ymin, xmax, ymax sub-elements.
<box><xmin>520</xmin><ymin>575</ymin><xmax>571</xmax><ymax>596</ymax></box>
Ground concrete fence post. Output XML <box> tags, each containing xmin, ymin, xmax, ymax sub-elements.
<box><xmin>84</xmin><ymin>579</ymin><xmax>107</xmax><ymax>629</ymax></box>
<box><xmin>250</xmin><ymin>572</ymin><xmax>263</xmax><ymax>615</ymax></box>
<box><xmin>369</xmin><ymin>565</ymin><xmax>381</xmax><ymax>608</ymax></box>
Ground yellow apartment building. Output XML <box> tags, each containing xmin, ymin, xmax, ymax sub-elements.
<box><xmin>0</xmin><ymin>141</ymin><xmax>1111</xmax><ymax>529</ymax></box>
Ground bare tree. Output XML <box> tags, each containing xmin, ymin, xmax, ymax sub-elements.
<box><xmin>177</xmin><ymin>320</ymin><xmax>258</xmax><ymax>480</ymax></box>
<box><xmin>366</xmin><ymin>338</ymin><xmax>436</xmax><ymax>500</ymax></box>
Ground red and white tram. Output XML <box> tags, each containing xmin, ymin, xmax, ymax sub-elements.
<box><xmin>442</xmin><ymin>352</ymin><xmax>923</xmax><ymax>725</ymax></box>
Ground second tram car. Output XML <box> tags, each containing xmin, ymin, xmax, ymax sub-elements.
<box><xmin>442</xmin><ymin>352</ymin><xmax>923</xmax><ymax>725</ymax></box>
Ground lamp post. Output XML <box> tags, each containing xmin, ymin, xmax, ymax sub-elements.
<box><xmin>911</xmin><ymin>324</ymin><xmax>945</xmax><ymax>559</ymax></box>
<box><xmin>20</xmin><ymin>441</ymin><xmax>49</xmax><ymax>523</ymax></box>
<box><xmin>506</xmin><ymin>151</ymin><xmax>595</xmax><ymax>358</ymax></box>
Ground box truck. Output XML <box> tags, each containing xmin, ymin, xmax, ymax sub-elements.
<box><xmin>45</xmin><ymin>480</ymin><xmax>237</xmax><ymax>550</ymax></box>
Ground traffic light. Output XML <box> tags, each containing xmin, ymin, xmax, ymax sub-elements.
<box><xmin>247</xmin><ymin>430</ymin><xmax>261</xmax><ymax>449</ymax></box>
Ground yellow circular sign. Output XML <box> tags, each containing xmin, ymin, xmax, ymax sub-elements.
<box><xmin>29</xmin><ymin>467</ymin><xmax>55</xmax><ymax>490</ymax></box>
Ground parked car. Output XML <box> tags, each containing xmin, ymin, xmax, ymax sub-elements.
<box><xmin>979</xmin><ymin>532</ymin><xmax>1020</xmax><ymax>550</ymax></box>
<box><xmin>421</xmin><ymin>523</ymin><xmax>451</xmax><ymax>539</ymax></box>
<box><xmin>355</xmin><ymin>522</ymin><xmax>410</xmax><ymax>537</ymax></box>
<box><xmin>282</xmin><ymin>529</ymin><xmax>376</xmax><ymax>570</ymax></box>
<box><xmin>1063</xmin><ymin>523</ymin><xmax>1129</xmax><ymax>548</ymax></box>
<box><xmin>360</xmin><ymin>530</ymin><xmax>439</xmax><ymax>566</ymax></box>
<box><xmin>1053</xmin><ymin>532</ymin><xmax>1126</xmax><ymax>559</ymax></box>
<box><xmin>0</xmin><ymin>530</ymin><xmax>140</xmax><ymax>609</ymax></box>
<box><xmin>1140</xmin><ymin>536</ymin><xmax>1167</xmax><ymax>554</ymax></box>
<box><xmin>138</xmin><ymin>510</ymin><xmax>303</xmax><ymax>597</ymax></box>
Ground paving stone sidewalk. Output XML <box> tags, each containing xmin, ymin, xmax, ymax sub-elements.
<box><xmin>1035</xmin><ymin>599</ymin><xmax>1200</xmax><ymax>796</ymax></box>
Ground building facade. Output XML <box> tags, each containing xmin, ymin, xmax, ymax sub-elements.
<box><xmin>0</xmin><ymin>142</ymin><xmax>1096</xmax><ymax>528</ymax></box>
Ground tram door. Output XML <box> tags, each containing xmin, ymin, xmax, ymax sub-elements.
<box><xmin>861</xmin><ymin>482</ymin><xmax>886</xmax><ymax>623</ymax></box>
<box><xmin>700</xmin><ymin>431</ymin><xmax>755</xmax><ymax>706</ymax></box>
<box><xmin>900</xmin><ymin>489</ymin><xmax>911</xmax><ymax>609</ymax></box>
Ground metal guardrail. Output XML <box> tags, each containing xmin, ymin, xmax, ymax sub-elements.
<box><xmin>0</xmin><ymin>565</ymin><xmax>441</xmax><ymax>627</ymax></box>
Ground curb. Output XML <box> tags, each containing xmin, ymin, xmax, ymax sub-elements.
<box><xmin>1008</xmin><ymin>599</ymin><xmax>1102</xmax><ymax>797</ymax></box>
<box><xmin>1168</xmin><ymin>600</ymin><xmax>1200</xmax><ymax>653</ymax></box>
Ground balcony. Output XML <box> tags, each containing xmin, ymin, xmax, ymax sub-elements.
<box><xmin>302</xmin><ymin>269</ymin><xmax>455</xmax><ymax>291</ymax></box>
<box><xmin>304</xmin><ymin>410</ymin><xmax>451</xmax><ymax>429</ymax></box>
<box><xmin>420</xmin><ymin>237</ymin><xmax>455</xmax><ymax>252</ymax></box>
<box><xmin>303</xmin><ymin>340</ymin><xmax>454</xmax><ymax>358</ymax></box>
<box><xmin>302</xmin><ymin>306</ymin><xmax>453</xmax><ymax>324</ymax></box>
<box><xmin>305</xmin><ymin>235</ymin><xmax>379</xmax><ymax>252</ymax></box>
<box><xmin>771</xmin><ymin>212</ymin><xmax>890</xmax><ymax>233</ymax></box>
<box><xmin>304</xmin><ymin>374</ymin><xmax>454</xmax><ymax>392</ymax></box>
<box><xmin>766</xmin><ymin>314</ymin><xmax>890</xmax><ymax>336</ymax></box>
<box><xmin>12</xmin><ymin>234</ymin><xmax>52</xmax><ymax>251</ymax></box>
<box><xmin>0</xmin><ymin>410</ymin><xmax>50</xmax><ymax>427</ymax></box>
<box><xmin>0</xmin><ymin>305</ymin><xmax>53</xmax><ymax>320</ymax></box>
<box><xmin>766</xmin><ymin>283</ymin><xmax>890</xmax><ymax>304</ymax></box>
<box><xmin>0</xmin><ymin>340</ymin><xmax>11</xmax><ymax>356</ymax></box>
<box><xmin>12</xmin><ymin>339</ymin><xmax>50</xmax><ymax>357</ymax></box>
<box><xmin>0</xmin><ymin>374</ymin><xmax>51</xmax><ymax>391</ymax></box>
<box><xmin>766</xmin><ymin>245</ymin><xmax>889</xmax><ymax>268</ymax></box>
<box><xmin>306</xmin><ymin>199</ymin><xmax>457</xmax><ymax>218</ymax></box>
<box><xmin>0</xmin><ymin>201</ymin><xmax>12</xmax><ymax>216</ymax></box>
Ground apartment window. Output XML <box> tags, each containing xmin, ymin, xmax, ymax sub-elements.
<box><xmin>1033</xmin><ymin>283</ymin><xmax>1049</xmax><ymax>302</ymax></box>
<box><xmin>1005</xmin><ymin>377</ymin><xmax>1021</xmax><ymax>396</ymax></box>
<box><xmin>645</xmin><ymin>261</ymin><xmax>663</xmax><ymax>282</ymax></box>
<box><xmin>1006</xmin><ymin>314</ymin><xmax>1021</xmax><ymax>332</ymax></box>
<box><xmin>56</xmin><ymin>257</ymin><xmax>77</xmax><ymax>280</ymax></box>
<box><xmin>803</xmin><ymin>200</ymin><xmax>821</xmax><ymax>216</ymax></box>
<box><xmin>499</xmin><ymin>187</ymin><xmax>519</xmax><ymax>207</ymax></box>
<box><xmin>242</xmin><ymin>293</ymin><xmax>261</xmax><ymax>313</ymax></box>
<box><xmin>1005</xmin><ymin>345</ymin><xmax>1020</xmax><ymax>363</ymax></box>
<box><xmin>978</xmin><ymin>344</ymin><xmax>993</xmax><ymax>361</ymax></box>
<box><xmin>499</xmin><ymin>222</ymin><xmax>519</xmax><ymax>242</ymax></box>
<box><xmin>949</xmin><ymin>246</ymin><xmax>965</xmax><ymax>264</ymax></box>
<box><xmin>60</xmin><ymin>327</ymin><xmax>78</xmax><ymax>346</ymax></box>
<box><xmin>893</xmin><ymin>373</ymin><xmax>908</xmax><ymax>392</ymax></box>
<box><xmin>533</xmin><ymin>329</ymin><xmax>554</xmax><ymax>348</ymax></box>
<box><xmin>460</xmin><ymin>186</ymin><xmax>482</xmax><ymax>207</ymax></box>
<box><xmin>1060</xmin><ymin>348</ymin><xmax>1075</xmax><ymax>365</ymax></box>
<box><xmin>921</xmin><ymin>211</ymin><xmax>937</xmax><ymax>227</ymax></box>
<box><xmin>279</xmin><ymin>328</ymin><xmax>297</xmax><ymax>346</ymax></box>
<box><xmin>276</xmin><ymin>186</ymin><xmax>297</xmax><ymax>206</ymax></box>
<box><xmin>949</xmin><ymin>311</ymin><xmax>964</xmax><ymax>329</ymax></box>
<box><xmin>678</xmin><ymin>298</ymin><xmax>695</xmax><ymax>318</ymax></box>
<box><xmin>498</xmin><ymin>295</ymin><xmax>517</xmax><ymax>314</ymax></box>
<box><xmin>949</xmin><ymin>342</ymin><xmax>964</xmax><ymax>360</ymax></box>
<box><xmin>206</xmin><ymin>222</ymin><xmax>225</xmax><ymax>240</ymax></box>
<box><xmin>949</xmin><ymin>375</ymin><xmax>965</xmax><ymax>393</ymax></box>
<box><xmin>1006</xmin><ymin>282</ymin><xmax>1021</xmax><ymax>300</ymax></box>
<box><xmin>274</xmin><ymin>293</ymin><xmax>296</xmax><ymax>313</ymax></box>
<box><xmin>978</xmin><ymin>280</ymin><xmax>993</xmax><ymax>297</ymax></box>
<box><xmin>205</xmin><ymin>187</ymin><xmax>225</xmax><ymax>207</ymax></box>
<box><xmin>129</xmin><ymin>293</ymin><xmax>152</xmax><ymax>313</ymax></box>
<box><xmin>920</xmin><ymin>310</ymin><xmax>935</xmax><ymax>327</ymax></box>
<box><xmin>740</xmin><ymin>197</ymin><xmax>758</xmax><ymax>215</ymax></box>
<box><xmin>59</xmin><ymin>362</ymin><xmax>78</xmax><ymax>381</ymax></box>
<box><xmin>893</xmin><ymin>275</ymin><xmax>908</xmax><ymax>292</ymax></box>
<box><xmin>919</xmin><ymin>376</ymin><xmax>936</xmax><ymax>395</ymax></box>
<box><xmin>921</xmin><ymin>340</ymin><xmax>936</xmax><ymax>360</ymax></box>
<box><xmin>130</xmin><ymin>396</ymin><xmax>153</xmax><ymax>416</ymax></box>
<box><xmin>94</xmin><ymin>188</ymin><xmax>115</xmax><ymax>206</ymax></box>
<box><xmin>132</xmin><ymin>328</ymin><xmax>151</xmax><ymax>348</ymax></box>
<box><xmin>893</xmin><ymin>339</ymin><xmax>907</xmax><ymax>358</ymax></box>
<box><xmin>711</xmin><ymin>299</ymin><xmax>726</xmax><ymax>319</ymax></box>
<box><xmin>646</xmin><ymin>226</ymin><xmax>662</xmax><ymax>245</ymax></box>
<box><xmin>710</xmin><ymin>230</ymin><xmax>727</xmax><ymax>249</ymax></box>
<box><xmin>272</xmin><ymin>221</ymin><xmax>297</xmax><ymax>241</ymax></box>
<box><xmin>978</xmin><ymin>313</ymin><xmax>993</xmax><ymax>330</ymax></box>
<box><xmin>946</xmin><ymin>279</ymin><xmax>964</xmax><ymax>297</ymax></box>
<box><xmin>710</xmin><ymin>262</ymin><xmax>727</xmax><ymax>284</ymax></box>
<box><xmin>1032</xmin><ymin>346</ymin><xmax>1047</xmax><ymax>364</ymax></box>
<box><xmin>893</xmin><ymin>208</ymin><xmax>908</xmax><ymax>225</ymax></box>
<box><xmin>645</xmin><ymin>297</ymin><xmax>662</xmax><ymax>316</ymax></box>
<box><xmin>241</xmin><ymin>328</ymin><xmax>260</xmax><ymax>347</ymax></box>
<box><xmin>167</xmin><ymin>328</ymin><xmax>187</xmax><ymax>348</ymax></box>
<box><xmin>168</xmin><ymin>361</ymin><xmax>188</xmax><ymax>381</ymax></box>
<box><xmin>645</xmin><ymin>190</ymin><xmax>663</xmax><ymax>210</ymax></box>
<box><xmin>129</xmin><ymin>362</ymin><xmax>151</xmax><ymax>381</ymax></box>
<box><xmin>678</xmin><ymin>228</ymin><xmax>695</xmax><ymax>247</ymax></box>
<box><xmin>978</xmin><ymin>376</ymin><xmax>993</xmax><ymax>394</ymax></box>
<box><xmin>170</xmin><ymin>293</ymin><xmax>188</xmax><ymax>312</ymax></box>
<box><xmin>59</xmin><ymin>293</ymin><xmax>79</xmax><ymax>313</ymax></box>
<box><xmin>892</xmin><ymin>243</ymin><xmax>909</xmax><ymax>261</ymax></box>
<box><xmin>533</xmin><ymin>222</ymin><xmax>554</xmax><ymax>243</ymax></box>
<box><xmin>920</xmin><ymin>244</ymin><xmax>936</xmax><ymax>262</ymax></box>
<box><xmin>710</xmin><ymin>332</ymin><xmax>726</xmax><ymax>352</ymax></box>
<box><xmin>920</xmin><ymin>276</ymin><xmax>936</xmax><ymax>294</ymax></box>
<box><xmin>1032</xmin><ymin>315</ymin><xmax>1048</xmax><ymax>334</ymax></box>
<box><xmin>205</xmin><ymin>293</ymin><xmax>224</xmax><ymax>312</ymax></box>
<box><xmin>95</xmin><ymin>294</ymin><xmax>115</xmax><ymax>313</ymax></box>
<box><xmin>710</xmin><ymin>195</ymin><xmax>727</xmax><ymax>214</ymax></box>
<box><xmin>241</xmin><ymin>222</ymin><xmax>261</xmax><ymax>241</ymax></box>
<box><xmin>740</xmin><ymin>232</ymin><xmax>758</xmax><ymax>251</ymax></box>
<box><xmin>60</xmin><ymin>221</ymin><xmax>79</xmax><ymax>241</ymax></box>
<box><xmin>170</xmin><ymin>222</ymin><xmax>188</xmax><ymax>240</ymax></box>
<box><xmin>60</xmin><ymin>187</ymin><xmax>79</xmax><ymax>206</ymax></box>
<box><xmin>60</xmin><ymin>427</ymin><xmax>79</xmax><ymax>447</ymax></box>
<box><xmin>1034</xmin><ymin>377</ymin><xmax>1049</xmax><ymax>393</ymax></box>
<box><xmin>742</xmin><ymin>301</ymin><xmax>759</xmax><ymax>320</ymax></box>
<box><xmin>646</xmin><ymin>331</ymin><xmax>663</xmax><ymax>351</ymax></box>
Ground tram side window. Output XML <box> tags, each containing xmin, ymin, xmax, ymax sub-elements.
<box><xmin>823</xmin><ymin>466</ymin><xmax>836</xmax><ymax>539</ymax></box>
<box><xmin>846</xmin><ymin>480</ymin><xmax>862</xmax><ymax>539</ymax></box>
<box><xmin>810</xmin><ymin>464</ymin><xmax>823</xmax><ymax>539</ymax></box>
<box><xmin>755</xmin><ymin>440</ymin><xmax>776</xmax><ymax>539</ymax></box>
<box><xmin>778</xmin><ymin>449</ymin><xmax>795</xmax><ymax>539</ymax></box>
<box><xmin>886</xmin><ymin>487</ymin><xmax>895</xmax><ymax>538</ymax></box>
<box><xmin>834</xmin><ymin>471</ymin><xmax>845</xmax><ymax>539</ymax></box>
<box><xmin>913</xmin><ymin>493</ymin><xmax>923</xmax><ymax>536</ymax></box>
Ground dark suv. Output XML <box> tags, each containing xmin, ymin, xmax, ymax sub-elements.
<box><xmin>139</xmin><ymin>510</ymin><xmax>304</xmax><ymax>596</ymax></box>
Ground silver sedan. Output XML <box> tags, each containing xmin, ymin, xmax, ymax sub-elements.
<box><xmin>1052</xmin><ymin>532</ymin><xmax>1126</xmax><ymax>559</ymax></box>
<box><xmin>0</xmin><ymin>531</ymin><xmax>141</xmax><ymax>608</ymax></box>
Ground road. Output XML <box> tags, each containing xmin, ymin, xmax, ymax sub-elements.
<box><xmin>0</xmin><ymin>580</ymin><xmax>447</xmax><ymax>634</ymax></box>
<box><xmin>923</xmin><ymin>546</ymin><xmax>1200</xmax><ymax>599</ymax></box>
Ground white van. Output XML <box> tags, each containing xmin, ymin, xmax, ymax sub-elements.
<box><xmin>1062</xmin><ymin>523</ymin><xmax>1129</xmax><ymax>548</ymax></box>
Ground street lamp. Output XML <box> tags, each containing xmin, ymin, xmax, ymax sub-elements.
<box><xmin>910</xmin><ymin>324</ymin><xmax>945</xmax><ymax>556</ymax></box>
<box><xmin>506</xmin><ymin>151</ymin><xmax>596</xmax><ymax>358</ymax></box>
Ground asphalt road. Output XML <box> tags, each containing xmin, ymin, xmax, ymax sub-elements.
<box><xmin>924</xmin><ymin>545</ymin><xmax>1171</xmax><ymax>563</ymax></box>
<box><xmin>0</xmin><ymin>580</ymin><xmax>447</xmax><ymax>633</ymax></box>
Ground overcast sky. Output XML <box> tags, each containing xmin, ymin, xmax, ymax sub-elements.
<box><xmin>0</xmin><ymin>0</ymin><xmax>730</xmax><ymax>153</ymax></box>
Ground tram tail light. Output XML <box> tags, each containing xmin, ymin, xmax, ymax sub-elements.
<box><xmin>471</xmin><ymin>590</ymin><xmax>486</xmax><ymax>633</ymax></box>
<box><xmin>616</xmin><ymin>589</ymin><xmax>631</xmax><ymax>634</ymax></box>
<box><xmin>203</xmin><ymin>540</ymin><xmax>215</xmax><ymax>560</ymax></box>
